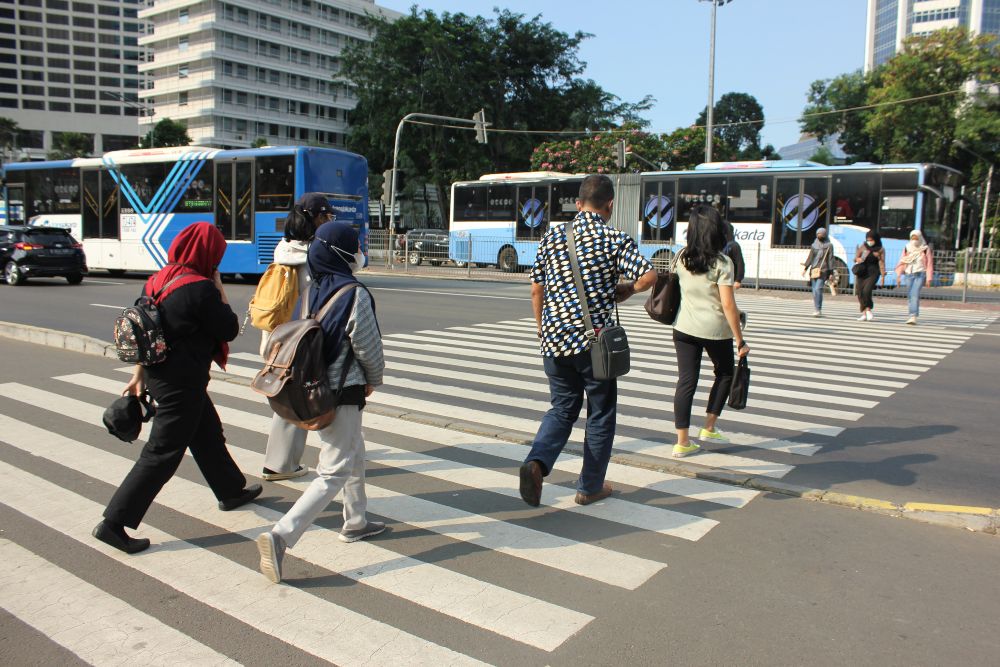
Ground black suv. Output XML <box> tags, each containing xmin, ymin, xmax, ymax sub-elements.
<box><xmin>403</xmin><ymin>228</ymin><xmax>450</xmax><ymax>266</ymax></box>
<box><xmin>0</xmin><ymin>225</ymin><xmax>88</xmax><ymax>285</ymax></box>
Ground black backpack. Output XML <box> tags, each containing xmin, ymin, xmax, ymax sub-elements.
<box><xmin>251</xmin><ymin>284</ymin><xmax>358</xmax><ymax>431</ymax></box>
<box><xmin>113</xmin><ymin>273</ymin><xmax>191</xmax><ymax>366</ymax></box>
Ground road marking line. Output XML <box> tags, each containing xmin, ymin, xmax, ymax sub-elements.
<box><xmin>0</xmin><ymin>411</ymin><xmax>592</xmax><ymax>651</ymax></box>
<box><xmin>0</xmin><ymin>460</ymin><xmax>487</xmax><ymax>666</ymax></box>
<box><xmin>0</xmin><ymin>539</ymin><xmax>240</xmax><ymax>666</ymax></box>
<box><xmin>90</xmin><ymin>303</ymin><xmax>127</xmax><ymax>310</ymax></box>
<box><xmin>371</xmin><ymin>286</ymin><xmax>530</xmax><ymax>301</ymax></box>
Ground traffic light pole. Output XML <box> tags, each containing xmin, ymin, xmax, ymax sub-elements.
<box><xmin>388</xmin><ymin>111</ymin><xmax>489</xmax><ymax>237</ymax></box>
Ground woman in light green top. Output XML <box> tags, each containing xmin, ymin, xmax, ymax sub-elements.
<box><xmin>671</xmin><ymin>205</ymin><xmax>750</xmax><ymax>458</ymax></box>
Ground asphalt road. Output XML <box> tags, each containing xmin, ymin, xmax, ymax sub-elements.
<box><xmin>1</xmin><ymin>340</ymin><xmax>999</xmax><ymax>666</ymax></box>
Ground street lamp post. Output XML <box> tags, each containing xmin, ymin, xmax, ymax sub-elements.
<box><xmin>700</xmin><ymin>0</ymin><xmax>733</xmax><ymax>164</ymax></box>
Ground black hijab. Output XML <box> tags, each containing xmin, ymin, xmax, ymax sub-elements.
<box><xmin>308</xmin><ymin>222</ymin><xmax>361</xmax><ymax>363</ymax></box>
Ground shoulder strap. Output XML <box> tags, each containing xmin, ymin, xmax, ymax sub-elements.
<box><xmin>150</xmin><ymin>273</ymin><xmax>196</xmax><ymax>303</ymax></box>
<box><xmin>565</xmin><ymin>221</ymin><xmax>596</xmax><ymax>338</ymax></box>
<box><xmin>311</xmin><ymin>284</ymin><xmax>358</xmax><ymax>322</ymax></box>
<box><xmin>669</xmin><ymin>248</ymin><xmax>683</xmax><ymax>272</ymax></box>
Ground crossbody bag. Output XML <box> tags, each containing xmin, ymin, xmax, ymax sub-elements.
<box><xmin>565</xmin><ymin>222</ymin><xmax>630</xmax><ymax>380</ymax></box>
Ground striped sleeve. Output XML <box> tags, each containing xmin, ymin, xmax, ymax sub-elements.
<box><xmin>345</xmin><ymin>288</ymin><xmax>384</xmax><ymax>387</ymax></box>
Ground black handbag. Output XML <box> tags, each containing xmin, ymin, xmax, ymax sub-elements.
<box><xmin>565</xmin><ymin>222</ymin><xmax>630</xmax><ymax>381</ymax></box>
<box><xmin>644</xmin><ymin>250</ymin><xmax>683</xmax><ymax>325</ymax></box>
<box><xmin>727</xmin><ymin>356</ymin><xmax>750</xmax><ymax>410</ymax></box>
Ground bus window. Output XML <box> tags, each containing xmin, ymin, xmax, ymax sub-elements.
<box><xmin>642</xmin><ymin>179</ymin><xmax>676</xmax><ymax>242</ymax></box>
<box><xmin>678</xmin><ymin>176</ymin><xmax>726</xmax><ymax>223</ymax></box>
<box><xmin>515</xmin><ymin>185</ymin><xmax>549</xmax><ymax>240</ymax></box>
<box><xmin>177</xmin><ymin>164</ymin><xmax>213</xmax><ymax>213</ymax></box>
<box><xmin>726</xmin><ymin>176</ymin><xmax>771</xmax><ymax>224</ymax></box>
<box><xmin>120</xmin><ymin>163</ymin><xmax>170</xmax><ymax>211</ymax></box>
<box><xmin>831</xmin><ymin>173</ymin><xmax>878</xmax><ymax>229</ymax></box>
<box><xmin>255</xmin><ymin>156</ymin><xmax>294</xmax><ymax>212</ymax></box>
<box><xmin>879</xmin><ymin>193</ymin><xmax>916</xmax><ymax>239</ymax></box>
<box><xmin>101</xmin><ymin>169</ymin><xmax>120</xmax><ymax>239</ymax></box>
<box><xmin>550</xmin><ymin>180</ymin><xmax>581</xmax><ymax>223</ymax></box>
<box><xmin>487</xmin><ymin>184</ymin><xmax>514</xmax><ymax>222</ymax></box>
<box><xmin>26</xmin><ymin>167</ymin><xmax>80</xmax><ymax>218</ymax></box>
<box><xmin>453</xmin><ymin>184</ymin><xmax>487</xmax><ymax>221</ymax></box>
<box><xmin>82</xmin><ymin>170</ymin><xmax>100</xmax><ymax>238</ymax></box>
<box><xmin>774</xmin><ymin>177</ymin><xmax>829</xmax><ymax>247</ymax></box>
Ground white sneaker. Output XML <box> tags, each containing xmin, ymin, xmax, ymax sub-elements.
<box><xmin>905</xmin><ymin>316</ymin><xmax>917</xmax><ymax>325</ymax></box>
<box><xmin>857</xmin><ymin>314</ymin><xmax>867</xmax><ymax>321</ymax></box>
<box><xmin>812</xmin><ymin>310</ymin><xmax>822</xmax><ymax>317</ymax></box>
<box><xmin>866</xmin><ymin>311</ymin><xmax>874</xmax><ymax>321</ymax></box>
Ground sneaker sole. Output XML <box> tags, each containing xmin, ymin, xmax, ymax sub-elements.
<box><xmin>262</xmin><ymin>469</ymin><xmax>309</xmax><ymax>481</ymax></box>
<box><xmin>256</xmin><ymin>533</ymin><xmax>281</xmax><ymax>584</ymax></box>
<box><xmin>672</xmin><ymin>446</ymin><xmax>701</xmax><ymax>458</ymax></box>
<box><xmin>339</xmin><ymin>525</ymin><xmax>386</xmax><ymax>543</ymax></box>
<box><xmin>698</xmin><ymin>432</ymin><xmax>729</xmax><ymax>444</ymax></box>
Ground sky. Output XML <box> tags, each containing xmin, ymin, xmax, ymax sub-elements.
<box><xmin>377</xmin><ymin>0</ymin><xmax>869</xmax><ymax>152</ymax></box>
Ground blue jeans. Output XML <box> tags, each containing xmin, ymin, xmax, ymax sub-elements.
<box><xmin>811</xmin><ymin>277</ymin><xmax>825</xmax><ymax>311</ymax></box>
<box><xmin>525</xmin><ymin>352</ymin><xmax>617</xmax><ymax>495</ymax></box>
<box><xmin>907</xmin><ymin>271</ymin><xmax>925</xmax><ymax>316</ymax></box>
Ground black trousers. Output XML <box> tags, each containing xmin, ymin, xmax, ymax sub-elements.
<box><xmin>856</xmin><ymin>272</ymin><xmax>879</xmax><ymax>311</ymax></box>
<box><xmin>672</xmin><ymin>329</ymin><xmax>734</xmax><ymax>430</ymax></box>
<box><xmin>104</xmin><ymin>377</ymin><xmax>247</xmax><ymax>529</ymax></box>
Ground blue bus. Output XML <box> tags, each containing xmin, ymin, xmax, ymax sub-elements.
<box><xmin>0</xmin><ymin>145</ymin><xmax>369</xmax><ymax>276</ymax></box>
<box><xmin>449</xmin><ymin>161</ymin><xmax>964</xmax><ymax>286</ymax></box>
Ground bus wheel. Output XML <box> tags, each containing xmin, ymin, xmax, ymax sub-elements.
<box><xmin>107</xmin><ymin>269</ymin><xmax>126</xmax><ymax>277</ymax></box>
<box><xmin>498</xmin><ymin>246</ymin><xmax>519</xmax><ymax>273</ymax></box>
<box><xmin>651</xmin><ymin>249</ymin><xmax>674</xmax><ymax>271</ymax></box>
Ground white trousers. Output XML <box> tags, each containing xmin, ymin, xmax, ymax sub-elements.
<box><xmin>272</xmin><ymin>404</ymin><xmax>368</xmax><ymax>547</ymax></box>
<box><xmin>263</xmin><ymin>413</ymin><xmax>307</xmax><ymax>473</ymax></box>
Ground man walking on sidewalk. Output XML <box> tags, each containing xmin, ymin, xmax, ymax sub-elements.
<box><xmin>519</xmin><ymin>175</ymin><xmax>655</xmax><ymax>507</ymax></box>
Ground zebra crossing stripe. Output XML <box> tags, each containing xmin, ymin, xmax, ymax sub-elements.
<box><xmin>382</xmin><ymin>333</ymin><xmax>917</xmax><ymax>386</ymax></box>
<box><xmin>0</xmin><ymin>460</ymin><xmax>487</xmax><ymax>666</ymax></box>
<box><xmin>0</xmin><ymin>539</ymin><xmax>240</xmax><ymax>666</ymax></box>
<box><xmin>0</xmin><ymin>412</ymin><xmax>592</xmax><ymax>651</ymax></box>
<box><xmin>44</xmin><ymin>376</ymin><xmax>668</xmax><ymax>590</ymax></box>
<box><xmin>424</xmin><ymin>328</ymin><xmax>927</xmax><ymax>380</ymax></box>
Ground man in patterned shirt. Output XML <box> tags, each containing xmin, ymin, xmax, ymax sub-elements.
<box><xmin>519</xmin><ymin>174</ymin><xmax>656</xmax><ymax>507</ymax></box>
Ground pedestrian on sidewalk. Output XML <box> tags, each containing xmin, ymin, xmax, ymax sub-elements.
<box><xmin>94</xmin><ymin>222</ymin><xmax>261</xmax><ymax>554</ymax></box>
<box><xmin>259</xmin><ymin>193</ymin><xmax>333</xmax><ymax>482</ymax></box>
<box><xmin>671</xmin><ymin>205</ymin><xmax>750</xmax><ymax>459</ymax></box>
<box><xmin>853</xmin><ymin>230</ymin><xmax>886</xmax><ymax>321</ymax></box>
<box><xmin>257</xmin><ymin>221</ymin><xmax>385</xmax><ymax>584</ymax></box>
<box><xmin>722</xmin><ymin>222</ymin><xmax>745</xmax><ymax>289</ymax></box>
<box><xmin>518</xmin><ymin>175</ymin><xmax>656</xmax><ymax>508</ymax></box>
<box><xmin>801</xmin><ymin>227</ymin><xmax>835</xmax><ymax>317</ymax></box>
<box><xmin>895</xmin><ymin>229</ymin><xmax>933</xmax><ymax>325</ymax></box>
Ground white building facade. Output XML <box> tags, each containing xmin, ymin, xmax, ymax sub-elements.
<box><xmin>138</xmin><ymin>0</ymin><xmax>400</xmax><ymax>149</ymax></box>
<box><xmin>0</xmin><ymin>0</ymin><xmax>151</xmax><ymax>159</ymax></box>
<box><xmin>865</xmin><ymin>0</ymin><xmax>1000</xmax><ymax>72</ymax></box>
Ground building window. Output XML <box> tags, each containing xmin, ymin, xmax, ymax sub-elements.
<box><xmin>100</xmin><ymin>104</ymin><xmax>119</xmax><ymax>115</ymax></box>
<box><xmin>178</xmin><ymin>91</ymin><xmax>188</xmax><ymax>106</ymax></box>
<box><xmin>21</xmin><ymin>84</ymin><xmax>44</xmax><ymax>95</ymax></box>
<box><xmin>98</xmin><ymin>4</ymin><xmax>117</xmax><ymax>15</ymax></box>
<box><xmin>72</xmin><ymin>2</ymin><xmax>93</xmax><ymax>11</ymax></box>
<box><xmin>73</xmin><ymin>74</ymin><xmax>94</xmax><ymax>84</ymax></box>
<box><xmin>74</xmin><ymin>88</ymin><xmax>95</xmax><ymax>99</ymax></box>
<box><xmin>46</xmin><ymin>27</ymin><xmax>69</xmax><ymax>39</ymax></box>
<box><xmin>99</xmin><ymin>62</ymin><xmax>117</xmax><ymax>72</ymax></box>
<box><xmin>178</xmin><ymin>64</ymin><xmax>188</xmax><ymax>78</ymax></box>
<box><xmin>48</xmin><ymin>57</ymin><xmax>70</xmax><ymax>68</ymax></box>
<box><xmin>99</xmin><ymin>76</ymin><xmax>119</xmax><ymax>86</ymax></box>
<box><xmin>178</xmin><ymin>8</ymin><xmax>188</xmax><ymax>23</ymax></box>
<box><xmin>98</xmin><ymin>32</ymin><xmax>119</xmax><ymax>44</ymax></box>
<box><xmin>178</xmin><ymin>36</ymin><xmax>188</xmax><ymax>51</ymax></box>
<box><xmin>20</xmin><ymin>25</ymin><xmax>44</xmax><ymax>36</ymax></box>
<box><xmin>72</xmin><ymin>29</ymin><xmax>94</xmax><ymax>42</ymax></box>
<box><xmin>99</xmin><ymin>47</ymin><xmax>117</xmax><ymax>59</ymax></box>
<box><xmin>48</xmin><ymin>71</ymin><xmax>69</xmax><ymax>82</ymax></box>
<box><xmin>23</xmin><ymin>99</ymin><xmax>44</xmax><ymax>109</ymax></box>
<box><xmin>72</xmin><ymin>15</ymin><xmax>94</xmax><ymax>27</ymax></box>
<box><xmin>74</xmin><ymin>103</ymin><xmax>95</xmax><ymax>113</ymax></box>
<box><xmin>21</xmin><ymin>40</ymin><xmax>44</xmax><ymax>51</ymax></box>
<box><xmin>98</xmin><ymin>19</ymin><xmax>118</xmax><ymax>30</ymax></box>
<box><xmin>49</xmin><ymin>101</ymin><xmax>71</xmax><ymax>111</ymax></box>
<box><xmin>19</xmin><ymin>10</ymin><xmax>43</xmax><ymax>21</ymax></box>
<box><xmin>73</xmin><ymin>45</ymin><xmax>94</xmax><ymax>56</ymax></box>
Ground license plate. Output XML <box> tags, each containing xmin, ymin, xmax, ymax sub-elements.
<box><xmin>51</xmin><ymin>249</ymin><xmax>73</xmax><ymax>255</ymax></box>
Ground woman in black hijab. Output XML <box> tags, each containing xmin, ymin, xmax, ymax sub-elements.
<box><xmin>256</xmin><ymin>222</ymin><xmax>386</xmax><ymax>584</ymax></box>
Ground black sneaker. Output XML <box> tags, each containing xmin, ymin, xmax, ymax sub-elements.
<box><xmin>218</xmin><ymin>484</ymin><xmax>263</xmax><ymax>511</ymax></box>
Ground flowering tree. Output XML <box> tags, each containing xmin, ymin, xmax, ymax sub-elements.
<box><xmin>529</xmin><ymin>123</ymin><xmax>669</xmax><ymax>173</ymax></box>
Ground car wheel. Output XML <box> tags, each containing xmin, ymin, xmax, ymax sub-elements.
<box><xmin>651</xmin><ymin>249</ymin><xmax>674</xmax><ymax>271</ymax></box>
<box><xmin>4</xmin><ymin>261</ymin><xmax>25</xmax><ymax>286</ymax></box>
<box><xmin>66</xmin><ymin>273</ymin><xmax>84</xmax><ymax>285</ymax></box>
<box><xmin>497</xmin><ymin>246</ymin><xmax>519</xmax><ymax>273</ymax></box>
<box><xmin>407</xmin><ymin>251</ymin><xmax>422</xmax><ymax>266</ymax></box>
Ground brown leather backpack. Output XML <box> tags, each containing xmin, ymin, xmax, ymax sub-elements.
<box><xmin>251</xmin><ymin>284</ymin><xmax>357</xmax><ymax>430</ymax></box>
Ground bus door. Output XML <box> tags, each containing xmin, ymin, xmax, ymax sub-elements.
<box><xmin>515</xmin><ymin>184</ymin><xmax>549</xmax><ymax>241</ymax></box>
<box><xmin>641</xmin><ymin>178</ymin><xmax>676</xmax><ymax>243</ymax></box>
<box><xmin>215</xmin><ymin>159</ymin><xmax>253</xmax><ymax>242</ymax></box>
<box><xmin>774</xmin><ymin>176</ymin><xmax>830</xmax><ymax>247</ymax></box>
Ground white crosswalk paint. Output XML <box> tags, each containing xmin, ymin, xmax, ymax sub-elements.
<box><xmin>0</xmin><ymin>413</ymin><xmax>593</xmax><ymax>651</ymax></box>
<box><xmin>0</xmin><ymin>461</ymin><xmax>487</xmax><ymax>666</ymax></box>
<box><xmin>0</xmin><ymin>539</ymin><xmax>240</xmax><ymax>666</ymax></box>
<box><xmin>32</xmin><ymin>378</ymin><xmax>671</xmax><ymax>590</ymax></box>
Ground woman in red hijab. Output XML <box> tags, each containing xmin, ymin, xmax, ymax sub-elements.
<box><xmin>94</xmin><ymin>222</ymin><xmax>261</xmax><ymax>554</ymax></box>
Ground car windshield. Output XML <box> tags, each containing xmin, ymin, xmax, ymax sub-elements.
<box><xmin>24</xmin><ymin>229</ymin><xmax>75</xmax><ymax>245</ymax></box>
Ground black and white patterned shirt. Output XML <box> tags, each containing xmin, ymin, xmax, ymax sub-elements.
<box><xmin>530</xmin><ymin>211</ymin><xmax>652</xmax><ymax>358</ymax></box>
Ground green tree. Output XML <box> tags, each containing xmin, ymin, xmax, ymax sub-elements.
<box><xmin>140</xmin><ymin>118</ymin><xmax>192</xmax><ymax>148</ymax></box>
<box><xmin>252</xmin><ymin>137</ymin><xmax>268</xmax><ymax>148</ymax></box>
<box><xmin>0</xmin><ymin>116</ymin><xmax>18</xmax><ymax>155</ymax></box>
<box><xmin>800</xmin><ymin>70</ymin><xmax>877</xmax><ymax>161</ymax></box>
<box><xmin>807</xmin><ymin>146</ymin><xmax>836</xmax><ymax>165</ymax></box>
<box><xmin>47</xmin><ymin>132</ymin><xmax>93</xmax><ymax>159</ymax></box>
<box><xmin>343</xmin><ymin>8</ymin><xmax>653</xmax><ymax>221</ymax></box>
<box><xmin>696</xmin><ymin>92</ymin><xmax>765</xmax><ymax>158</ymax></box>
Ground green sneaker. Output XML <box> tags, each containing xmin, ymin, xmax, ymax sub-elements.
<box><xmin>672</xmin><ymin>443</ymin><xmax>701</xmax><ymax>458</ymax></box>
<box><xmin>698</xmin><ymin>428</ymin><xmax>729</xmax><ymax>443</ymax></box>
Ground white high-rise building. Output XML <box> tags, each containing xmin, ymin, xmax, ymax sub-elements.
<box><xmin>138</xmin><ymin>0</ymin><xmax>400</xmax><ymax>149</ymax></box>
<box><xmin>865</xmin><ymin>0</ymin><xmax>1000</xmax><ymax>72</ymax></box>
<box><xmin>0</xmin><ymin>0</ymin><xmax>152</xmax><ymax>159</ymax></box>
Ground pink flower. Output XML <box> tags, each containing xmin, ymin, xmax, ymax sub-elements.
<box><xmin>597</xmin><ymin>167</ymin><xmax>605</xmax><ymax>173</ymax></box>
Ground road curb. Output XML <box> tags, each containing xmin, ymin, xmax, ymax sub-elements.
<box><xmin>2</xmin><ymin>320</ymin><xmax>997</xmax><ymax>536</ymax></box>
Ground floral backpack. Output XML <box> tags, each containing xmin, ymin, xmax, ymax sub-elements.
<box><xmin>113</xmin><ymin>274</ymin><xmax>191</xmax><ymax>366</ymax></box>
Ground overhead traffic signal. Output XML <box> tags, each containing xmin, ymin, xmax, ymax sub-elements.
<box><xmin>473</xmin><ymin>109</ymin><xmax>488</xmax><ymax>144</ymax></box>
